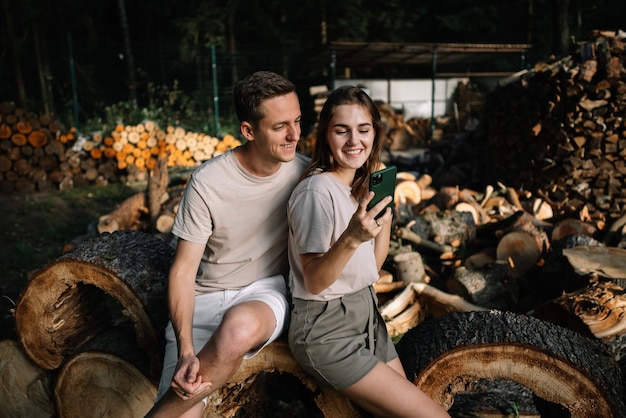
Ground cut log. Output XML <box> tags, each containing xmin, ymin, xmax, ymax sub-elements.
<box><xmin>446</xmin><ymin>264</ymin><xmax>516</xmax><ymax>310</ymax></box>
<box><xmin>148</xmin><ymin>154</ymin><xmax>169</xmax><ymax>230</ymax></box>
<box><xmin>54</xmin><ymin>351</ymin><xmax>156</xmax><ymax>418</ymax></box>
<box><xmin>393</xmin><ymin>251</ymin><xmax>426</xmax><ymax>284</ymax></box>
<box><xmin>14</xmin><ymin>231</ymin><xmax>173</xmax><ymax>381</ymax></box>
<box><xmin>97</xmin><ymin>192</ymin><xmax>149</xmax><ymax>233</ymax></box>
<box><xmin>0</xmin><ymin>339</ymin><xmax>54</xmax><ymax>418</ymax></box>
<box><xmin>496</xmin><ymin>231</ymin><xmax>541</xmax><ymax>278</ymax></box>
<box><xmin>396</xmin><ymin>310</ymin><xmax>626</xmax><ymax>417</ymax></box>
<box><xmin>561</xmin><ymin>245</ymin><xmax>626</xmax><ymax>283</ymax></box>
<box><xmin>533</xmin><ymin>280</ymin><xmax>626</xmax><ymax>340</ymax></box>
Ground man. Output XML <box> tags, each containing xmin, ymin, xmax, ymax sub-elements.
<box><xmin>146</xmin><ymin>71</ymin><xmax>308</xmax><ymax>417</ymax></box>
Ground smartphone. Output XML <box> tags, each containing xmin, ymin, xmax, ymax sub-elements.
<box><xmin>367</xmin><ymin>165</ymin><xmax>397</xmax><ymax>219</ymax></box>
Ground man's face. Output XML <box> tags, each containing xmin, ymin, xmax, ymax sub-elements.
<box><xmin>251</xmin><ymin>92</ymin><xmax>301</xmax><ymax>163</ymax></box>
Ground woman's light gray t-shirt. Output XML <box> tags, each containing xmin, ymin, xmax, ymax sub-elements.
<box><xmin>288</xmin><ymin>172</ymin><xmax>379</xmax><ymax>301</ymax></box>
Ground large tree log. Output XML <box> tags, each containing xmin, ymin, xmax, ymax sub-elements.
<box><xmin>54</xmin><ymin>351</ymin><xmax>156</xmax><ymax>418</ymax></box>
<box><xmin>14</xmin><ymin>231</ymin><xmax>173</xmax><ymax>381</ymax></box>
<box><xmin>97</xmin><ymin>192</ymin><xmax>150</xmax><ymax>233</ymax></box>
<box><xmin>0</xmin><ymin>339</ymin><xmax>55</xmax><ymax>418</ymax></box>
<box><xmin>203</xmin><ymin>339</ymin><xmax>362</xmax><ymax>418</ymax></box>
<box><xmin>396</xmin><ymin>310</ymin><xmax>626</xmax><ymax>417</ymax></box>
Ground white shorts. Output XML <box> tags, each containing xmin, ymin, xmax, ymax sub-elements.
<box><xmin>155</xmin><ymin>274</ymin><xmax>289</xmax><ymax>401</ymax></box>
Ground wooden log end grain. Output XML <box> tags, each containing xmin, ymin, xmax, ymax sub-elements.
<box><xmin>14</xmin><ymin>231</ymin><xmax>174</xmax><ymax>380</ymax></box>
<box><xmin>54</xmin><ymin>351</ymin><xmax>156</xmax><ymax>418</ymax></box>
<box><xmin>396</xmin><ymin>310</ymin><xmax>626</xmax><ymax>417</ymax></box>
<box><xmin>0</xmin><ymin>340</ymin><xmax>55</xmax><ymax>418</ymax></box>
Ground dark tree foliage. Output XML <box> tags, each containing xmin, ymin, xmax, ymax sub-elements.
<box><xmin>0</xmin><ymin>0</ymin><xmax>624</xmax><ymax>129</ymax></box>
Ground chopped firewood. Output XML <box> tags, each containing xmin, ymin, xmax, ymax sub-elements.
<box><xmin>0</xmin><ymin>340</ymin><xmax>54</xmax><ymax>418</ymax></box>
<box><xmin>393</xmin><ymin>251</ymin><xmax>426</xmax><ymax>284</ymax></box>
<box><xmin>561</xmin><ymin>246</ymin><xmax>626</xmax><ymax>281</ymax></box>
<box><xmin>454</xmin><ymin>201</ymin><xmax>479</xmax><ymax>225</ymax></box>
<box><xmin>534</xmin><ymin>280</ymin><xmax>626</xmax><ymax>340</ymax></box>
<box><xmin>458</xmin><ymin>188</ymin><xmax>491</xmax><ymax>225</ymax></box>
<box><xmin>531</xmin><ymin>197</ymin><xmax>554</xmax><ymax>220</ymax></box>
<box><xmin>54</xmin><ymin>351</ymin><xmax>157</xmax><ymax>417</ymax></box>
<box><xmin>496</xmin><ymin>231</ymin><xmax>541</xmax><ymax>278</ymax></box>
<box><xmin>97</xmin><ymin>192</ymin><xmax>150</xmax><ymax>233</ymax></box>
<box><xmin>479</xmin><ymin>184</ymin><xmax>494</xmax><ymax>208</ymax></box>
<box><xmin>415</xmin><ymin>173</ymin><xmax>432</xmax><ymax>191</ymax></box>
<box><xmin>373</xmin><ymin>269</ymin><xmax>405</xmax><ymax>293</ymax></box>
<box><xmin>147</xmin><ymin>153</ymin><xmax>169</xmax><ymax>229</ymax></box>
<box><xmin>551</xmin><ymin>218</ymin><xmax>591</xmax><ymax>241</ymax></box>
<box><xmin>385</xmin><ymin>301</ymin><xmax>425</xmax><ymax>338</ymax></box>
<box><xmin>411</xmin><ymin>282</ymin><xmax>487</xmax><ymax>317</ymax></box>
<box><xmin>447</xmin><ymin>264</ymin><xmax>517</xmax><ymax>310</ymax></box>
<box><xmin>380</xmin><ymin>284</ymin><xmax>419</xmax><ymax>319</ymax></box>
<box><xmin>397</xmin><ymin>225</ymin><xmax>454</xmax><ymax>254</ymax></box>
<box><xmin>394</xmin><ymin>179</ymin><xmax>421</xmax><ymax>207</ymax></box>
<box><xmin>464</xmin><ymin>250</ymin><xmax>496</xmax><ymax>270</ymax></box>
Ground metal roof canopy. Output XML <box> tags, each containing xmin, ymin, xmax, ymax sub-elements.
<box><xmin>322</xmin><ymin>41</ymin><xmax>533</xmax><ymax>77</ymax></box>
<box><xmin>316</xmin><ymin>41</ymin><xmax>532</xmax><ymax>139</ymax></box>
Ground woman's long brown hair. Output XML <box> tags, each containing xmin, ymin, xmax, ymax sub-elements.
<box><xmin>301</xmin><ymin>85</ymin><xmax>383</xmax><ymax>201</ymax></box>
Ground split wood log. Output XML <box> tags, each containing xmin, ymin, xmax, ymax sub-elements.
<box><xmin>373</xmin><ymin>269</ymin><xmax>404</xmax><ymax>293</ymax></box>
<box><xmin>446</xmin><ymin>264</ymin><xmax>517</xmax><ymax>310</ymax></box>
<box><xmin>533</xmin><ymin>280</ymin><xmax>626</xmax><ymax>340</ymax></box>
<box><xmin>203</xmin><ymin>339</ymin><xmax>361</xmax><ymax>418</ymax></box>
<box><xmin>397</xmin><ymin>224</ymin><xmax>454</xmax><ymax>254</ymax></box>
<box><xmin>394</xmin><ymin>179</ymin><xmax>422</xmax><ymax>208</ymax></box>
<box><xmin>410</xmin><ymin>210</ymin><xmax>477</xmax><ymax>250</ymax></box>
<box><xmin>495</xmin><ymin>231</ymin><xmax>541</xmax><ymax>278</ymax></box>
<box><xmin>0</xmin><ymin>339</ymin><xmax>55</xmax><ymax>418</ymax></box>
<box><xmin>393</xmin><ymin>251</ymin><xmax>426</xmax><ymax>284</ymax></box>
<box><xmin>379</xmin><ymin>284</ymin><xmax>426</xmax><ymax>338</ymax></box>
<box><xmin>14</xmin><ymin>231</ymin><xmax>173</xmax><ymax>381</ymax></box>
<box><xmin>97</xmin><ymin>192</ymin><xmax>150</xmax><ymax>233</ymax></box>
<box><xmin>380</xmin><ymin>283</ymin><xmax>487</xmax><ymax>338</ymax></box>
<box><xmin>148</xmin><ymin>153</ymin><xmax>169</xmax><ymax>230</ymax></box>
<box><xmin>54</xmin><ymin>351</ymin><xmax>157</xmax><ymax>418</ymax></box>
<box><xmin>551</xmin><ymin>217</ymin><xmax>592</xmax><ymax>241</ymax></box>
<box><xmin>396</xmin><ymin>310</ymin><xmax>626</xmax><ymax>417</ymax></box>
<box><xmin>411</xmin><ymin>282</ymin><xmax>487</xmax><ymax>317</ymax></box>
<box><xmin>561</xmin><ymin>245</ymin><xmax>626</xmax><ymax>285</ymax></box>
<box><xmin>481</xmin><ymin>31</ymin><xmax>626</xmax><ymax>222</ymax></box>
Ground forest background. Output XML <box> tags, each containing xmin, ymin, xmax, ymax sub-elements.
<box><xmin>2</xmin><ymin>0</ymin><xmax>626</xmax><ymax>139</ymax></box>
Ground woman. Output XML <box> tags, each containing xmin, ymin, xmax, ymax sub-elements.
<box><xmin>287</xmin><ymin>85</ymin><xmax>449</xmax><ymax>417</ymax></box>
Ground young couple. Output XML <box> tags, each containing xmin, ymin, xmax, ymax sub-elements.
<box><xmin>145</xmin><ymin>71</ymin><xmax>448</xmax><ymax>418</ymax></box>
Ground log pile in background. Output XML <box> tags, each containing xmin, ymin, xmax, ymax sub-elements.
<box><xmin>0</xmin><ymin>105</ymin><xmax>241</xmax><ymax>193</ymax></box>
<box><xmin>480</xmin><ymin>29</ymin><xmax>626</xmax><ymax>225</ymax></box>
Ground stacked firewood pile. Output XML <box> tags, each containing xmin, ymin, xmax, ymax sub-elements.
<box><xmin>0</xmin><ymin>105</ymin><xmax>241</xmax><ymax>193</ymax></box>
<box><xmin>480</xmin><ymin>29</ymin><xmax>626</xmax><ymax>225</ymax></box>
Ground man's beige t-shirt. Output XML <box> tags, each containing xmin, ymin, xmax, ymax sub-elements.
<box><xmin>172</xmin><ymin>149</ymin><xmax>309</xmax><ymax>293</ymax></box>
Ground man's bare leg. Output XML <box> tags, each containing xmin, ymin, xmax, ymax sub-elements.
<box><xmin>145</xmin><ymin>301</ymin><xmax>277</xmax><ymax>418</ymax></box>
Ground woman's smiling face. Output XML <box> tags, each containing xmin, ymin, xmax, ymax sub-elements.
<box><xmin>327</xmin><ymin>103</ymin><xmax>375</xmax><ymax>178</ymax></box>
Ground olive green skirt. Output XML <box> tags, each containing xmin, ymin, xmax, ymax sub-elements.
<box><xmin>288</xmin><ymin>286</ymin><xmax>397</xmax><ymax>389</ymax></box>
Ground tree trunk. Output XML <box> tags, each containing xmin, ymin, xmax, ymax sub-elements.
<box><xmin>396</xmin><ymin>310</ymin><xmax>626</xmax><ymax>417</ymax></box>
<box><xmin>54</xmin><ymin>350</ymin><xmax>156</xmax><ymax>418</ymax></box>
<box><xmin>203</xmin><ymin>339</ymin><xmax>362</xmax><ymax>418</ymax></box>
<box><xmin>1</xmin><ymin>0</ymin><xmax>28</xmax><ymax>109</ymax></box>
<box><xmin>117</xmin><ymin>0</ymin><xmax>137</xmax><ymax>106</ymax></box>
<box><xmin>0</xmin><ymin>340</ymin><xmax>55</xmax><ymax>418</ymax></box>
<box><xmin>14</xmin><ymin>230</ymin><xmax>173</xmax><ymax>382</ymax></box>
